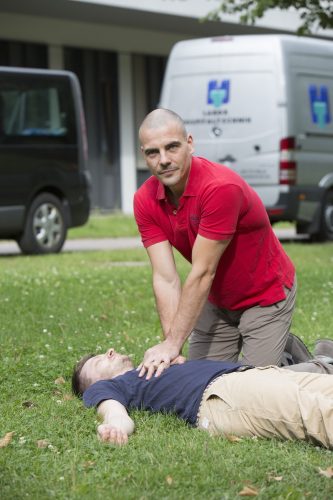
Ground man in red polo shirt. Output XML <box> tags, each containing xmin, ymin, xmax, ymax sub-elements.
<box><xmin>134</xmin><ymin>109</ymin><xmax>296</xmax><ymax>380</ymax></box>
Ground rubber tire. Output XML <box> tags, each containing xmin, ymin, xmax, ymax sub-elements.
<box><xmin>18</xmin><ymin>193</ymin><xmax>67</xmax><ymax>255</ymax></box>
<box><xmin>315</xmin><ymin>190</ymin><xmax>333</xmax><ymax>242</ymax></box>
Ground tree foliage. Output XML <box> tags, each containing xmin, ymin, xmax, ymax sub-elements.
<box><xmin>205</xmin><ymin>0</ymin><xmax>333</xmax><ymax>35</ymax></box>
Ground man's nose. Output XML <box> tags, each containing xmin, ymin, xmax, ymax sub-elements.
<box><xmin>159</xmin><ymin>150</ymin><xmax>171</xmax><ymax>166</ymax></box>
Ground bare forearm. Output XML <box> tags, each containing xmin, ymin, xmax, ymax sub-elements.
<box><xmin>153</xmin><ymin>274</ymin><xmax>181</xmax><ymax>337</ymax></box>
<box><xmin>166</xmin><ymin>236</ymin><xmax>230</xmax><ymax>349</ymax></box>
<box><xmin>139</xmin><ymin>236</ymin><xmax>230</xmax><ymax>379</ymax></box>
<box><xmin>166</xmin><ymin>268</ymin><xmax>214</xmax><ymax>349</ymax></box>
<box><xmin>98</xmin><ymin>400</ymin><xmax>135</xmax><ymax>436</ymax></box>
<box><xmin>137</xmin><ymin>270</ymin><xmax>212</xmax><ymax>379</ymax></box>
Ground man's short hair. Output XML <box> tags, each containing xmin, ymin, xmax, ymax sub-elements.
<box><xmin>71</xmin><ymin>354</ymin><xmax>95</xmax><ymax>397</ymax></box>
<box><xmin>139</xmin><ymin>108</ymin><xmax>188</xmax><ymax>141</ymax></box>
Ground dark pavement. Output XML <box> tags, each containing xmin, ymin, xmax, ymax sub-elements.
<box><xmin>0</xmin><ymin>228</ymin><xmax>309</xmax><ymax>256</ymax></box>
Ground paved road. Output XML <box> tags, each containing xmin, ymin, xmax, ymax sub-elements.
<box><xmin>0</xmin><ymin>228</ymin><xmax>309</xmax><ymax>256</ymax></box>
<box><xmin>0</xmin><ymin>236</ymin><xmax>142</xmax><ymax>256</ymax></box>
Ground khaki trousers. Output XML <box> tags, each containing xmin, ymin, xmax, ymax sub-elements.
<box><xmin>197</xmin><ymin>367</ymin><xmax>333</xmax><ymax>449</ymax></box>
<box><xmin>189</xmin><ymin>279</ymin><xmax>297</xmax><ymax>366</ymax></box>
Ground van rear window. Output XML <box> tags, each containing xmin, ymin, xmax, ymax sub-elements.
<box><xmin>0</xmin><ymin>75</ymin><xmax>76</xmax><ymax>145</ymax></box>
<box><xmin>296</xmin><ymin>74</ymin><xmax>333</xmax><ymax>136</ymax></box>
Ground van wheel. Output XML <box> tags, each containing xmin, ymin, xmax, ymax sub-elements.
<box><xmin>317</xmin><ymin>190</ymin><xmax>333</xmax><ymax>241</ymax></box>
<box><xmin>18</xmin><ymin>193</ymin><xmax>67</xmax><ymax>254</ymax></box>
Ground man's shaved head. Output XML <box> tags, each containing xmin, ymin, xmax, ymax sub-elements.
<box><xmin>138</xmin><ymin>108</ymin><xmax>194</xmax><ymax>196</ymax></box>
<box><xmin>139</xmin><ymin>109</ymin><xmax>187</xmax><ymax>142</ymax></box>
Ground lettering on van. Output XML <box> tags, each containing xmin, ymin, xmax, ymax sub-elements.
<box><xmin>183</xmin><ymin>79</ymin><xmax>251</xmax><ymax>127</ymax></box>
<box><xmin>184</xmin><ymin>117</ymin><xmax>251</xmax><ymax>126</ymax></box>
<box><xmin>308</xmin><ymin>85</ymin><xmax>331</xmax><ymax>129</ymax></box>
<box><xmin>207</xmin><ymin>80</ymin><xmax>230</xmax><ymax>108</ymax></box>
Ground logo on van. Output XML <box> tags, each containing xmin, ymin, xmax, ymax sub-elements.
<box><xmin>308</xmin><ymin>85</ymin><xmax>331</xmax><ymax>128</ymax></box>
<box><xmin>207</xmin><ymin>80</ymin><xmax>230</xmax><ymax>108</ymax></box>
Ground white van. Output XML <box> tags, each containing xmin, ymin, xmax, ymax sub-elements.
<box><xmin>159</xmin><ymin>35</ymin><xmax>333</xmax><ymax>240</ymax></box>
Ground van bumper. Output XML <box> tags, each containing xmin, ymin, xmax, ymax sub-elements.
<box><xmin>68</xmin><ymin>193</ymin><xmax>91</xmax><ymax>227</ymax></box>
<box><xmin>266</xmin><ymin>186</ymin><xmax>326</xmax><ymax>234</ymax></box>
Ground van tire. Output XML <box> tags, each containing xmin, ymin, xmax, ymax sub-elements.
<box><xmin>18</xmin><ymin>193</ymin><xmax>67</xmax><ymax>254</ymax></box>
<box><xmin>316</xmin><ymin>190</ymin><xmax>333</xmax><ymax>241</ymax></box>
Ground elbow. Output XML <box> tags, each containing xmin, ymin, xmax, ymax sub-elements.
<box><xmin>202</xmin><ymin>270</ymin><xmax>216</xmax><ymax>290</ymax></box>
<box><xmin>189</xmin><ymin>266</ymin><xmax>216</xmax><ymax>290</ymax></box>
<box><xmin>153</xmin><ymin>272</ymin><xmax>180</xmax><ymax>290</ymax></box>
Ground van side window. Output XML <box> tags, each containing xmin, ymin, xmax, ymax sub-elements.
<box><xmin>0</xmin><ymin>76</ymin><xmax>76</xmax><ymax>144</ymax></box>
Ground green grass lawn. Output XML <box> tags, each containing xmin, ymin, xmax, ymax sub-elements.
<box><xmin>1</xmin><ymin>239</ymin><xmax>333</xmax><ymax>499</ymax></box>
<box><xmin>68</xmin><ymin>212</ymin><xmax>139</xmax><ymax>239</ymax></box>
<box><xmin>67</xmin><ymin>213</ymin><xmax>295</xmax><ymax>240</ymax></box>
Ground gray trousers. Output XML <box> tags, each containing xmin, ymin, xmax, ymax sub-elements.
<box><xmin>285</xmin><ymin>357</ymin><xmax>333</xmax><ymax>374</ymax></box>
<box><xmin>189</xmin><ymin>277</ymin><xmax>333</xmax><ymax>374</ymax></box>
<box><xmin>189</xmin><ymin>280</ymin><xmax>297</xmax><ymax>366</ymax></box>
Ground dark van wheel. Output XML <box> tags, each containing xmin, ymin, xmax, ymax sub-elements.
<box><xmin>18</xmin><ymin>193</ymin><xmax>67</xmax><ymax>254</ymax></box>
<box><xmin>314</xmin><ymin>190</ymin><xmax>333</xmax><ymax>242</ymax></box>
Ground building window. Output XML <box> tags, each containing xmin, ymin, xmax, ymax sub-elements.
<box><xmin>0</xmin><ymin>40</ymin><xmax>47</xmax><ymax>68</ymax></box>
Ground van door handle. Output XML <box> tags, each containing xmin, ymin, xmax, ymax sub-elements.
<box><xmin>219</xmin><ymin>155</ymin><xmax>236</xmax><ymax>163</ymax></box>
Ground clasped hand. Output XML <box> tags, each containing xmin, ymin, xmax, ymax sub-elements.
<box><xmin>97</xmin><ymin>424</ymin><xmax>128</xmax><ymax>446</ymax></box>
<box><xmin>137</xmin><ymin>339</ymin><xmax>185</xmax><ymax>380</ymax></box>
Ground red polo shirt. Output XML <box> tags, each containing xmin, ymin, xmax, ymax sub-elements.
<box><xmin>134</xmin><ymin>156</ymin><xmax>295</xmax><ymax>310</ymax></box>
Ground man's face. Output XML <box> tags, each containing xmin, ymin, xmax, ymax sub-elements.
<box><xmin>140</xmin><ymin>122</ymin><xmax>194</xmax><ymax>194</ymax></box>
<box><xmin>81</xmin><ymin>348</ymin><xmax>134</xmax><ymax>388</ymax></box>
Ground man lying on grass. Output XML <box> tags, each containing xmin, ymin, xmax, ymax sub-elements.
<box><xmin>72</xmin><ymin>347</ymin><xmax>333</xmax><ymax>449</ymax></box>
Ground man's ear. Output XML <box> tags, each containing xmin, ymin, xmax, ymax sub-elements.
<box><xmin>187</xmin><ymin>134</ymin><xmax>194</xmax><ymax>154</ymax></box>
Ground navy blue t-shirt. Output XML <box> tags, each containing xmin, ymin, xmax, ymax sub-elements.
<box><xmin>83</xmin><ymin>359</ymin><xmax>243</xmax><ymax>425</ymax></box>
